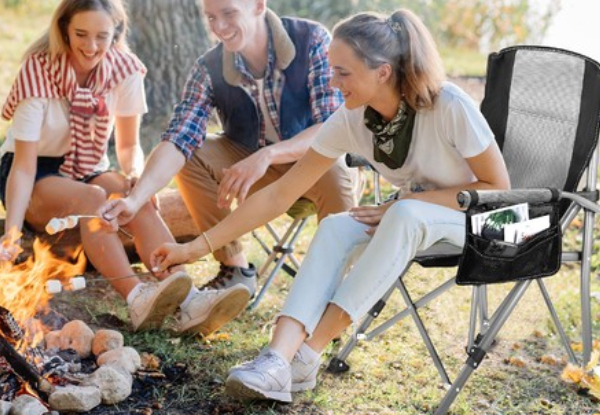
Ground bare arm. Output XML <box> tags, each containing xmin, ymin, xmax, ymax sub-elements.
<box><xmin>408</xmin><ymin>141</ymin><xmax>510</xmax><ymax>209</ymax></box>
<box><xmin>151</xmin><ymin>148</ymin><xmax>336</xmax><ymax>270</ymax></box>
<box><xmin>114</xmin><ymin>115</ymin><xmax>144</xmax><ymax>178</ymax></box>
<box><xmin>217</xmin><ymin>123</ymin><xmax>323</xmax><ymax>208</ymax></box>
<box><xmin>99</xmin><ymin>141</ymin><xmax>186</xmax><ymax>225</ymax></box>
<box><xmin>351</xmin><ymin>142</ymin><xmax>510</xmax><ymax>233</ymax></box>
<box><xmin>1</xmin><ymin>140</ymin><xmax>37</xmax><ymax>259</ymax></box>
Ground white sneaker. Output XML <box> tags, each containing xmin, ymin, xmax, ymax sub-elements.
<box><xmin>230</xmin><ymin>346</ymin><xmax>320</xmax><ymax>392</ymax></box>
<box><xmin>128</xmin><ymin>271</ymin><xmax>192</xmax><ymax>332</ymax></box>
<box><xmin>177</xmin><ymin>284</ymin><xmax>251</xmax><ymax>336</ymax></box>
<box><xmin>226</xmin><ymin>349</ymin><xmax>292</xmax><ymax>402</ymax></box>
<box><xmin>290</xmin><ymin>345</ymin><xmax>320</xmax><ymax>392</ymax></box>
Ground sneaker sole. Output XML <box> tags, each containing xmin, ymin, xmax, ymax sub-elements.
<box><xmin>179</xmin><ymin>287</ymin><xmax>251</xmax><ymax>336</ymax></box>
<box><xmin>291</xmin><ymin>379</ymin><xmax>317</xmax><ymax>392</ymax></box>
<box><xmin>134</xmin><ymin>272</ymin><xmax>192</xmax><ymax>331</ymax></box>
<box><xmin>225</xmin><ymin>377</ymin><xmax>292</xmax><ymax>403</ymax></box>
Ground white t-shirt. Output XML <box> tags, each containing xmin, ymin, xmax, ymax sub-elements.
<box><xmin>1</xmin><ymin>72</ymin><xmax>147</xmax><ymax>171</ymax></box>
<box><xmin>312</xmin><ymin>82</ymin><xmax>493</xmax><ymax>191</ymax></box>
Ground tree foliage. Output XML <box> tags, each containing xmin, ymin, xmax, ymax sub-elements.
<box><xmin>270</xmin><ymin>0</ymin><xmax>561</xmax><ymax>53</ymax></box>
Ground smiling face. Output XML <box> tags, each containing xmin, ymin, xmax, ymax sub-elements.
<box><xmin>66</xmin><ymin>10</ymin><xmax>115</xmax><ymax>81</ymax></box>
<box><xmin>329</xmin><ymin>38</ymin><xmax>386</xmax><ymax>110</ymax></box>
<box><xmin>202</xmin><ymin>0</ymin><xmax>264</xmax><ymax>53</ymax></box>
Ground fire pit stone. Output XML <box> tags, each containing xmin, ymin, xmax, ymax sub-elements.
<box><xmin>10</xmin><ymin>394</ymin><xmax>48</xmax><ymax>415</ymax></box>
<box><xmin>91</xmin><ymin>329</ymin><xmax>124</xmax><ymax>356</ymax></box>
<box><xmin>0</xmin><ymin>400</ymin><xmax>10</xmax><ymax>415</ymax></box>
<box><xmin>97</xmin><ymin>346</ymin><xmax>141</xmax><ymax>374</ymax></box>
<box><xmin>49</xmin><ymin>384</ymin><xmax>102</xmax><ymax>413</ymax></box>
<box><xmin>81</xmin><ymin>364</ymin><xmax>132</xmax><ymax>404</ymax></box>
<box><xmin>44</xmin><ymin>330</ymin><xmax>61</xmax><ymax>350</ymax></box>
<box><xmin>58</xmin><ymin>320</ymin><xmax>94</xmax><ymax>358</ymax></box>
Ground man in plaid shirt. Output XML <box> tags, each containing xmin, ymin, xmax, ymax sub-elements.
<box><xmin>101</xmin><ymin>0</ymin><xmax>358</xmax><ymax>336</ymax></box>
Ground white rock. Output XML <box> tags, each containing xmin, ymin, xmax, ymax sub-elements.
<box><xmin>49</xmin><ymin>385</ymin><xmax>101</xmax><ymax>413</ymax></box>
<box><xmin>92</xmin><ymin>329</ymin><xmax>124</xmax><ymax>356</ymax></box>
<box><xmin>97</xmin><ymin>346</ymin><xmax>141</xmax><ymax>373</ymax></box>
<box><xmin>0</xmin><ymin>400</ymin><xmax>10</xmax><ymax>415</ymax></box>
<box><xmin>59</xmin><ymin>320</ymin><xmax>94</xmax><ymax>358</ymax></box>
<box><xmin>81</xmin><ymin>365</ymin><xmax>132</xmax><ymax>404</ymax></box>
<box><xmin>9</xmin><ymin>395</ymin><xmax>46</xmax><ymax>415</ymax></box>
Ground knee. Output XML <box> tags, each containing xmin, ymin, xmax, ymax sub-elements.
<box><xmin>384</xmin><ymin>200</ymin><xmax>427</xmax><ymax>229</ymax></box>
<box><xmin>79</xmin><ymin>185</ymin><xmax>108</xmax><ymax>210</ymax></box>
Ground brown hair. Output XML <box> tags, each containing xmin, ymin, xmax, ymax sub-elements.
<box><xmin>332</xmin><ymin>9</ymin><xmax>445</xmax><ymax>110</ymax></box>
<box><xmin>23</xmin><ymin>0</ymin><xmax>129</xmax><ymax>60</ymax></box>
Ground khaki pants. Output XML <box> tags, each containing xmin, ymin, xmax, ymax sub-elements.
<box><xmin>175</xmin><ymin>134</ymin><xmax>360</xmax><ymax>263</ymax></box>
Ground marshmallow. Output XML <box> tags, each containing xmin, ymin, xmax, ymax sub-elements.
<box><xmin>65</xmin><ymin>216</ymin><xmax>79</xmax><ymax>229</ymax></box>
<box><xmin>45</xmin><ymin>218</ymin><xmax>64</xmax><ymax>235</ymax></box>
<box><xmin>46</xmin><ymin>279</ymin><xmax>62</xmax><ymax>294</ymax></box>
<box><xmin>69</xmin><ymin>276</ymin><xmax>86</xmax><ymax>291</ymax></box>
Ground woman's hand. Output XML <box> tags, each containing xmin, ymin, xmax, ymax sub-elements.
<box><xmin>0</xmin><ymin>234</ymin><xmax>22</xmax><ymax>262</ymax></box>
<box><xmin>150</xmin><ymin>241</ymin><xmax>198</xmax><ymax>273</ymax></box>
<box><xmin>349</xmin><ymin>200</ymin><xmax>396</xmax><ymax>236</ymax></box>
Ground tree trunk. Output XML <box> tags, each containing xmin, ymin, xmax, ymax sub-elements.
<box><xmin>125</xmin><ymin>0</ymin><xmax>212</xmax><ymax>151</ymax></box>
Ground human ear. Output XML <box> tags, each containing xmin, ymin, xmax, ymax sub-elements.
<box><xmin>378</xmin><ymin>63</ymin><xmax>393</xmax><ymax>84</ymax></box>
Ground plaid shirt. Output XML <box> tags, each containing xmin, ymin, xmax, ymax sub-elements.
<box><xmin>161</xmin><ymin>23</ymin><xmax>343</xmax><ymax>160</ymax></box>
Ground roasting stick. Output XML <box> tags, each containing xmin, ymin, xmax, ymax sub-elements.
<box><xmin>45</xmin><ymin>260</ymin><xmax>204</xmax><ymax>294</ymax></box>
<box><xmin>45</xmin><ymin>214</ymin><xmax>133</xmax><ymax>239</ymax></box>
<box><xmin>45</xmin><ymin>271</ymin><xmax>154</xmax><ymax>294</ymax></box>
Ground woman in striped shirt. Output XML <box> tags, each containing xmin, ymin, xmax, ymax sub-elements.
<box><xmin>0</xmin><ymin>0</ymin><xmax>193</xmax><ymax>332</ymax></box>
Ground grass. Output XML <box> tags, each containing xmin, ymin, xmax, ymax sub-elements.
<box><xmin>58</xmin><ymin>213</ymin><xmax>600</xmax><ymax>415</ymax></box>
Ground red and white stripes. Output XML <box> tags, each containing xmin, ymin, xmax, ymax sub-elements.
<box><xmin>2</xmin><ymin>49</ymin><xmax>146</xmax><ymax>179</ymax></box>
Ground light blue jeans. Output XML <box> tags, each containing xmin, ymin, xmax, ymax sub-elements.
<box><xmin>278</xmin><ymin>199</ymin><xmax>466</xmax><ymax>337</ymax></box>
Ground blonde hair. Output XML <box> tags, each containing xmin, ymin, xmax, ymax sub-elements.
<box><xmin>23</xmin><ymin>0</ymin><xmax>130</xmax><ymax>61</ymax></box>
<box><xmin>332</xmin><ymin>9</ymin><xmax>445</xmax><ymax>110</ymax></box>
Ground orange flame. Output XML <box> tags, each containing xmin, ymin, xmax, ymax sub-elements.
<box><xmin>0</xmin><ymin>233</ymin><xmax>86</xmax><ymax>349</ymax></box>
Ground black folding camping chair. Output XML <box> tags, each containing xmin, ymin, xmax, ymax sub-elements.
<box><xmin>326</xmin><ymin>45</ymin><xmax>600</xmax><ymax>414</ymax></box>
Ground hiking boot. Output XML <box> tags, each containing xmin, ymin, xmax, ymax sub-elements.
<box><xmin>230</xmin><ymin>346</ymin><xmax>320</xmax><ymax>392</ymax></box>
<box><xmin>200</xmin><ymin>263</ymin><xmax>257</xmax><ymax>297</ymax></box>
<box><xmin>226</xmin><ymin>349</ymin><xmax>292</xmax><ymax>402</ymax></box>
<box><xmin>177</xmin><ymin>284</ymin><xmax>251</xmax><ymax>336</ymax></box>
<box><xmin>128</xmin><ymin>271</ymin><xmax>192</xmax><ymax>332</ymax></box>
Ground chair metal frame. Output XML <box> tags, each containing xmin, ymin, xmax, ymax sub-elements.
<box><xmin>327</xmin><ymin>45</ymin><xmax>600</xmax><ymax>414</ymax></box>
<box><xmin>250</xmin><ymin>212</ymin><xmax>312</xmax><ymax>309</ymax></box>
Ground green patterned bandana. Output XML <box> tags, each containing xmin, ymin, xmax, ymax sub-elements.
<box><xmin>364</xmin><ymin>101</ymin><xmax>416</xmax><ymax>169</ymax></box>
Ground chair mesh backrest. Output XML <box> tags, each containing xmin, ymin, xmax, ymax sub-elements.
<box><xmin>481</xmin><ymin>46</ymin><xmax>600</xmax><ymax>193</ymax></box>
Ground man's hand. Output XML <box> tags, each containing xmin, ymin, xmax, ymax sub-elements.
<box><xmin>217</xmin><ymin>152</ymin><xmax>270</xmax><ymax>209</ymax></box>
<box><xmin>349</xmin><ymin>201</ymin><xmax>396</xmax><ymax>237</ymax></box>
<box><xmin>150</xmin><ymin>242</ymin><xmax>197</xmax><ymax>273</ymax></box>
<box><xmin>98</xmin><ymin>197</ymin><xmax>141</xmax><ymax>231</ymax></box>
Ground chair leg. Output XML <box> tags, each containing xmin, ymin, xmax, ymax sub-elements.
<box><xmin>537</xmin><ymin>279</ymin><xmax>577</xmax><ymax>363</ymax></box>
<box><xmin>397</xmin><ymin>280</ymin><xmax>451</xmax><ymax>386</ymax></box>
<box><xmin>327</xmin><ymin>283</ymin><xmax>397</xmax><ymax>373</ymax></box>
<box><xmin>435</xmin><ymin>280</ymin><xmax>532</xmax><ymax>415</ymax></box>
<box><xmin>250</xmin><ymin>218</ymin><xmax>308</xmax><ymax>309</ymax></box>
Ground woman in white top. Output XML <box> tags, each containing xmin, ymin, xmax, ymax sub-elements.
<box><xmin>0</xmin><ymin>0</ymin><xmax>195</xmax><ymax>332</ymax></box>
<box><xmin>146</xmin><ymin>8</ymin><xmax>510</xmax><ymax>400</ymax></box>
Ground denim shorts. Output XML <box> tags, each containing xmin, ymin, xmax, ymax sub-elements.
<box><xmin>0</xmin><ymin>152</ymin><xmax>104</xmax><ymax>208</ymax></box>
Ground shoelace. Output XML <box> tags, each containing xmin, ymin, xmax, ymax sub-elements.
<box><xmin>201</xmin><ymin>265</ymin><xmax>235</xmax><ymax>290</ymax></box>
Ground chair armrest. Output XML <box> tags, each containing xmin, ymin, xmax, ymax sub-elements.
<box><xmin>457</xmin><ymin>188</ymin><xmax>560</xmax><ymax>208</ymax></box>
<box><xmin>345</xmin><ymin>153</ymin><xmax>372</xmax><ymax>169</ymax></box>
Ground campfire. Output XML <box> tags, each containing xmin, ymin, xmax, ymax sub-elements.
<box><xmin>0</xmin><ymin>232</ymin><xmax>152</xmax><ymax>413</ymax></box>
